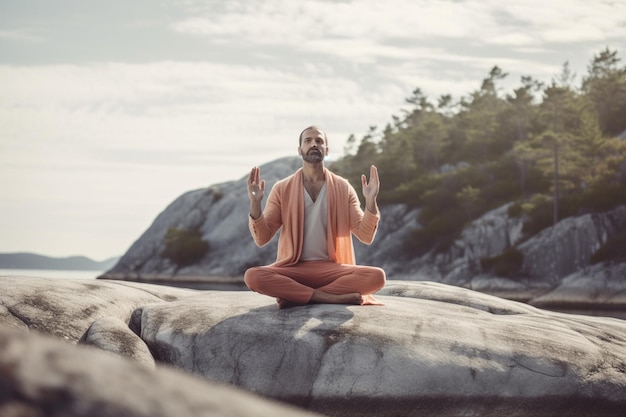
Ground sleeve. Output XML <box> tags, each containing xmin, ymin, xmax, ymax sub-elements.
<box><xmin>348</xmin><ymin>183</ymin><xmax>380</xmax><ymax>245</ymax></box>
<box><xmin>248</xmin><ymin>183</ymin><xmax>283</xmax><ymax>247</ymax></box>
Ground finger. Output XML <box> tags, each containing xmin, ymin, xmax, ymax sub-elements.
<box><xmin>248</xmin><ymin>167</ymin><xmax>256</xmax><ymax>184</ymax></box>
<box><xmin>260</xmin><ymin>180</ymin><xmax>265</xmax><ymax>191</ymax></box>
<box><xmin>361</xmin><ymin>174</ymin><xmax>367</xmax><ymax>187</ymax></box>
<box><xmin>254</xmin><ymin>167</ymin><xmax>260</xmax><ymax>184</ymax></box>
<box><xmin>370</xmin><ymin>165</ymin><xmax>378</xmax><ymax>182</ymax></box>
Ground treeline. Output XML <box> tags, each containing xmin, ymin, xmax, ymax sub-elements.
<box><xmin>334</xmin><ymin>48</ymin><xmax>626</xmax><ymax>257</ymax></box>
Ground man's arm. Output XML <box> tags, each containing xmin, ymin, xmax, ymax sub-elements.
<box><xmin>247</xmin><ymin>166</ymin><xmax>282</xmax><ymax>247</ymax></box>
<box><xmin>349</xmin><ymin>165</ymin><xmax>380</xmax><ymax>245</ymax></box>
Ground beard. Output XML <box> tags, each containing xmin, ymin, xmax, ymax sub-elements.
<box><xmin>301</xmin><ymin>148</ymin><xmax>324</xmax><ymax>163</ymax></box>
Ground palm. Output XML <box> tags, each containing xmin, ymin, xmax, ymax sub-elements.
<box><xmin>361</xmin><ymin>165</ymin><xmax>379</xmax><ymax>200</ymax></box>
<box><xmin>247</xmin><ymin>167</ymin><xmax>265</xmax><ymax>202</ymax></box>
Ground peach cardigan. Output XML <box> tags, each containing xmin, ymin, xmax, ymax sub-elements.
<box><xmin>249</xmin><ymin>167</ymin><xmax>380</xmax><ymax>266</ymax></box>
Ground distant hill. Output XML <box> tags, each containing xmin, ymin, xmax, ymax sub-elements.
<box><xmin>0</xmin><ymin>253</ymin><xmax>119</xmax><ymax>271</ymax></box>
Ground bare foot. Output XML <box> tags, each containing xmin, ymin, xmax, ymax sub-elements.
<box><xmin>276</xmin><ymin>298</ymin><xmax>299</xmax><ymax>309</ymax></box>
<box><xmin>311</xmin><ymin>290</ymin><xmax>362</xmax><ymax>305</ymax></box>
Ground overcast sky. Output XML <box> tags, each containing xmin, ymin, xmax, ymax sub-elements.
<box><xmin>1</xmin><ymin>0</ymin><xmax>625</xmax><ymax>261</ymax></box>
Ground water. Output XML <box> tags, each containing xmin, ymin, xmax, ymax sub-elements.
<box><xmin>0</xmin><ymin>269</ymin><xmax>100</xmax><ymax>280</ymax></box>
<box><xmin>0</xmin><ymin>269</ymin><xmax>247</xmax><ymax>290</ymax></box>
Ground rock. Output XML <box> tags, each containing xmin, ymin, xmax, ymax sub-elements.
<box><xmin>529</xmin><ymin>261</ymin><xmax>626</xmax><ymax>312</ymax></box>
<box><xmin>3</xmin><ymin>276</ymin><xmax>625</xmax><ymax>416</ymax></box>
<box><xmin>0</xmin><ymin>275</ymin><xmax>196</xmax><ymax>342</ymax></box>
<box><xmin>0</xmin><ymin>325</ymin><xmax>321</xmax><ymax>417</ymax></box>
<box><xmin>80</xmin><ymin>316</ymin><xmax>156</xmax><ymax>368</ymax></box>
<box><xmin>353</xmin><ymin>203</ymin><xmax>420</xmax><ymax>277</ymax></box>
<box><xmin>376</xmin><ymin>280</ymin><xmax>539</xmax><ymax>314</ymax></box>
<box><xmin>519</xmin><ymin>206</ymin><xmax>626</xmax><ymax>284</ymax></box>
<box><xmin>135</xmin><ymin>282</ymin><xmax>626</xmax><ymax>417</ymax></box>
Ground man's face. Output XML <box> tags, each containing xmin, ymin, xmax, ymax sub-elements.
<box><xmin>299</xmin><ymin>128</ymin><xmax>328</xmax><ymax>163</ymax></box>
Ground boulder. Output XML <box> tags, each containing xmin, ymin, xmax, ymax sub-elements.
<box><xmin>80</xmin><ymin>316</ymin><xmax>156</xmax><ymax>368</ymax></box>
<box><xmin>0</xmin><ymin>325</ymin><xmax>321</xmax><ymax>417</ymax></box>
<box><xmin>135</xmin><ymin>283</ymin><xmax>626</xmax><ymax>416</ymax></box>
<box><xmin>529</xmin><ymin>261</ymin><xmax>626</xmax><ymax>313</ymax></box>
<box><xmin>2</xmin><ymin>276</ymin><xmax>625</xmax><ymax>417</ymax></box>
<box><xmin>0</xmin><ymin>275</ymin><xmax>196</xmax><ymax>341</ymax></box>
<box><xmin>519</xmin><ymin>206</ymin><xmax>626</xmax><ymax>284</ymax></box>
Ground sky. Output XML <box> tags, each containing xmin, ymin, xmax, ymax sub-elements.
<box><xmin>1</xmin><ymin>0</ymin><xmax>625</xmax><ymax>261</ymax></box>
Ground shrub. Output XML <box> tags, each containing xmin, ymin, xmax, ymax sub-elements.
<box><xmin>405</xmin><ymin>207</ymin><xmax>466</xmax><ymax>256</ymax></box>
<box><xmin>521</xmin><ymin>194</ymin><xmax>557</xmax><ymax>235</ymax></box>
<box><xmin>161</xmin><ymin>227</ymin><xmax>209</xmax><ymax>267</ymax></box>
<box><xmin>579</xmin><ymin>182</ymin><xmax>626</xmax><ymax>212</ymax></box>
<box><xmin>507</xmin><ymin>202</ymin><xmax>523</xmax><ymax>218</ymax></box>
<box><xmin>590</xmin><ymin>230</ymin><xmax>626</xmax><ymax>264</ymax></box>
<box><xmin>210</xmin><ymin>186</ymin><xmax>224</xmax><ymax>202</ymax></box>
<box><xmin>480</xmin><ymin>248</ymin><xmax>524</xmax><ymax>277</ymax></box>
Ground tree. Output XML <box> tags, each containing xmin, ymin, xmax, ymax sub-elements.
<box><xmin>453</xmin><ymin>66</ymin><xmax>510</xmax><ymax>163</ymax></box>
<box><xmin>506</xmin><ymin>76</ymin><xmax>543</xmax><ymax>197</ymax></box>
<box><xmin>570</xmin><ymin>103</ymin><xmax>608</xmax><ymax>186</ymax></box>
<box><xmin>343</xmin><ymin>133</ymin><xmax>357</xmax><ymax>156</ymax></box>
<box><xmin>533</xmin><ymin>64</ymin><xmax>582</xmax><ymax>225</ymax></box>
<box><xmin>582</xmin><ymin>48</ymin><xmax>626</xmax><ymax>136</ymax></box>
<box><xmin>377</xmin><ymin>124</ymin><xmax>416</xmax><ymax>187</ymax></box>
<box><xmin>456</xmin><ymin>185</ymin><xmax>481</xmax><ymax>220</ymax></box>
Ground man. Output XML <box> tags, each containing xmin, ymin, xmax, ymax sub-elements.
<box><xmin>244</xmin><ymin>126</ymin><xmax>386</xmax><ymax>308</ymax></box>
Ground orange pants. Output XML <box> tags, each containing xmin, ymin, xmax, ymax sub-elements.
<box><xmin>244</xmin><ymin>260</ymin><xmax>386</xmax><ymax>305</ymax></box>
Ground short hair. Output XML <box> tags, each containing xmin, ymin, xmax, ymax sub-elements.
<box><xmin>298</xmin><ymin>126</ymin><xmax>328</xmax><ymax>146</ymax></box>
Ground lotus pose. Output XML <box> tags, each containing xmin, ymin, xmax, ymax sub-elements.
<box><xmin>244</xmin><ymin>126</ymin><xmax>386</xmax><ymax>308</ymax></box>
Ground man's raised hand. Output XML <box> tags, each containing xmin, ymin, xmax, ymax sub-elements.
<box><xmin>361</xmin><ymin>165</ymin><xmax>380</xmax><ymax>200</ymax></box>
<box><xmin>248</xmin><ymin>167</ymin><xmax>265</xmax><ymax>202</ymax></box>
<box><xmin>361</xmin><ymin>165</ymin><xmax>380</xmax><ymax>215</ymax></box>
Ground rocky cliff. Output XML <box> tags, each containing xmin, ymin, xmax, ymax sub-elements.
<box><xmin>101</xmin><ymin>157</ymin><xmax>626</xmax><ymax>305</ymax></box>
<box><xmin>1</xmin><ymin>275</ymin><xmax>625</xmax><ymax>417</ymax></box>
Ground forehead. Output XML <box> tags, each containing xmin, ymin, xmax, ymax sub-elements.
<box><xmin>302</xmin><ymin>128</ymin><xmax>325</xmax><ymax>140</ymax></box>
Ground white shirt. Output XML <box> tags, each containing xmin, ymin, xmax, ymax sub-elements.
<box><xmin>300</xmin><ymin>183</ymin><xmax>329</xmax><ymax>261</ymax></box>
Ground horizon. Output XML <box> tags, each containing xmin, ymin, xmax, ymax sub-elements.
<box><xmin>0</xmin><ymin>251</ymin><xmax>120</xmax><ymax>262</ymax></box>
<box><xmin>1</xmin><ymin>0</ymin><xmax>625</xmax><ymax>260</ymax></box>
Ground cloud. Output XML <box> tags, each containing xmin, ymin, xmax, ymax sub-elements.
<box><xmin>0</xmin><ymin>28</ymin><xmax>43</xmax><ymax>42</ymax></box>
<box><xmin>170</xmin><ymin>0</ymin><xmax>626</xmax><ymax>69</ymax></box>
<box><xmin>0</xmin><ymin>60</ymin><xmax>405</xmax><ymax>154</ymax></box>
<box><xmin>171</xmin><ymin>0</ymin><xmax>626</xmax><ymax>43</ymax></box>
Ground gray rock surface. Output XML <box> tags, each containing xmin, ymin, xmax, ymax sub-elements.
<box><xmin>80</xmin><ymin>316</ymin><xmax>156</xmax><ymax>368</ymax></box>
<box><xmin>530</xmin><ymin>262</ymin><xmax>626</xmax><ymax>310</ymax></box>
<box><xmin>0</xmin><ymin>325</ymin><xmax>321</xmax><ymax>417</ymax></box>
<box><xmin>519</xmin><ymin>206</ymin><xmax>626</xmax><ymax>284</ymax></box>
<box><xmin>0</xmin><ymin>275</ymin><xmax>195</xmax><ymax>341</ymax></box>
<box><xmin>3</xmin><ymin>275</ymin><xmax>625</xmax><ymax>416</ymax></box>
<box><xmin>137</xmin><ymin>284</ymin><xmax>626</xmax><ymax>416</ymax></box>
